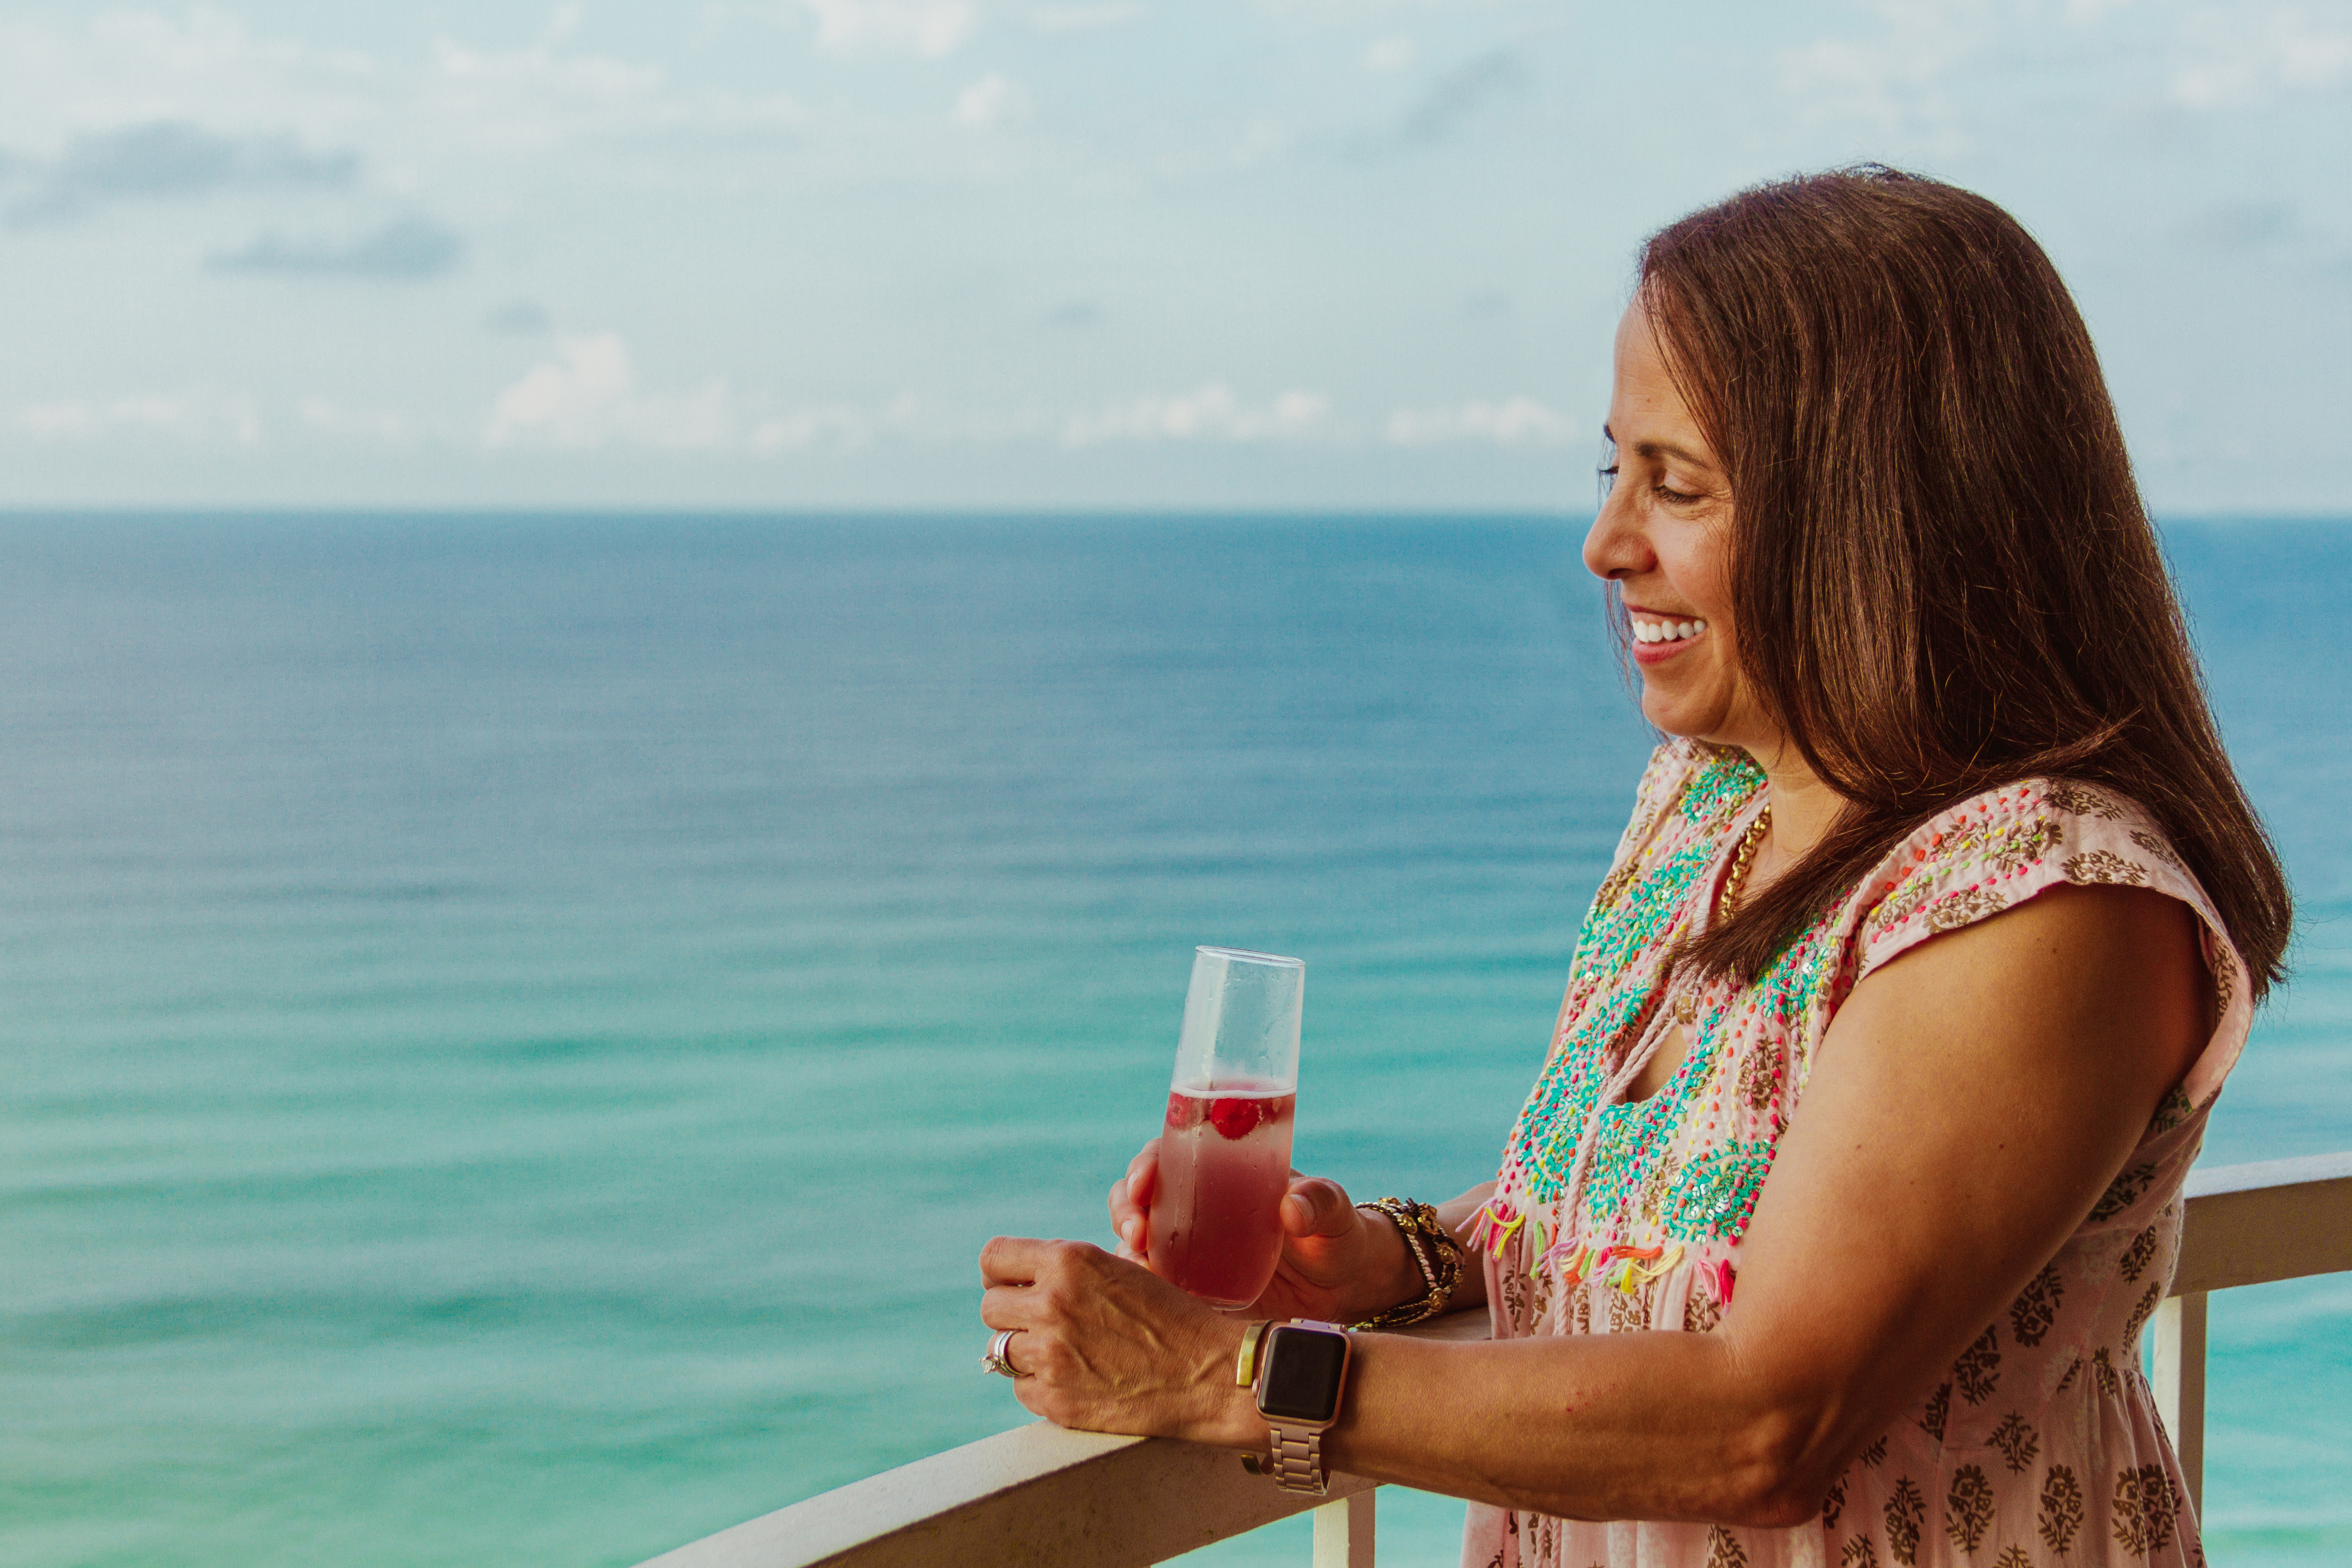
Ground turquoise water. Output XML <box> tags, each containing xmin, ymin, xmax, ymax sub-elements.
<box><xmin>1</xmin><ymin>514</ymin><xmax>2345</xmax><ymax>1567</ymax></box>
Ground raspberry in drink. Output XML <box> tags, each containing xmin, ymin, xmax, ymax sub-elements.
<box><xmin>1147</xmin><ymin>945</ymin><xmax>1303</xmax><ymax>1309</ymax></box>
<box><xmin>1148</xmin><ymin>1086</ymin><xmax>1295</xmax><ymax>1310</ymax></box>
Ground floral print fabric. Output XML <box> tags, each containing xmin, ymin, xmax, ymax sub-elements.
<box><xmin>1461</xmin><ymin>740</ymin><xmax>2252</xmax><ymax>1568</ymax></box>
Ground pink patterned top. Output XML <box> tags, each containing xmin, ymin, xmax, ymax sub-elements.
<box><xmin>1462</xmin><ymin>740</ymin><xmax>2251</xmax><ymax>1568</ymax></box>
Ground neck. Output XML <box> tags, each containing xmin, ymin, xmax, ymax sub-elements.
<box><xmin>1744</xmin><ymin>738</ymin><xmax>1843</xmax><ymax>876</ymax></box>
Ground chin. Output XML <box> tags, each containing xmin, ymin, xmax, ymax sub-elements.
<box><xmin>1639</xmin><ymin>701</ymin><xmax>1710</xmax><ymax>739</ymax></box>
<box><xmin>1637</xmin><ymin>683</ymin><xmax>1738</xmax><ymax>743</ymax></box>
<box><xmin>1645</xmin><ymin>714</ymin><xmax>1752</xmax><ymax>754</ymax></box>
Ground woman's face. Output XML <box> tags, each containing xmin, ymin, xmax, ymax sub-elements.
<box><xmin>1583</xmin><ymin>300</ymin><xmax>1775</xmax><ymax>755</ymax></box>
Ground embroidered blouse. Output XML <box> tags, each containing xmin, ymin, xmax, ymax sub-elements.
<box><xmin>1462</xmin><ymin>739</ymin><xmax>2252</xmax><ymax>1568</ymax></box>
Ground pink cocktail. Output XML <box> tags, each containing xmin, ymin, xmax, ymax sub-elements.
<box><xmin>1142</xmin><ymin>946</ymin><xmax>1304</xmax><ymax>1312</ymax></box>
<box><xmin>1149</xmin><ymin>1087</ymin><xmax>1296</xmax><ymax>1310</ymax></box>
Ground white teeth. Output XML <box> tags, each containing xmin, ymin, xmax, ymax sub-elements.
<box><xmin>1631</xmin><ymin>616</ymin><xmax>1707</xmax><ymax>644</ymax></box>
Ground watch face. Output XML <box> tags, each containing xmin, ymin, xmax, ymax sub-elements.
<box><xmin>1258</xmin><ymin>1325</ymin><xmax>1349</xmax><ymax>1423</ymax></box>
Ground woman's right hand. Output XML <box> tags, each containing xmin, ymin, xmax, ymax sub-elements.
<box><xmin>1107</xmin><ymin>1140</ymin><xmax>1416</xmax><ymax>1324</ymax></box>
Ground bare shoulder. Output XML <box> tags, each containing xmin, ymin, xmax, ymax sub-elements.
<box><xmin>1835</xmin><ymin>880</ymin><xmax>2209</xmax><ymax>1102</ymax></box>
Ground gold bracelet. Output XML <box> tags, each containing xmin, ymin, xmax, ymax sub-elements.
<box><xmin>1235</xmin><ymin>1319</ymin><xmax>1274</xmax><ymax>1387</ymax></box>
<box><xmin>1347</xmin><ymin>1198</ymin><xmax>1466</xmax><ymax>1330</ymax></box>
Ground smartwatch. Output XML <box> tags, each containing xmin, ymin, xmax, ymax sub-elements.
<box><xmin>1249</xmin><ymin>1320</ymin><xmax>1354</xmax><ymax>1494</ymax></box>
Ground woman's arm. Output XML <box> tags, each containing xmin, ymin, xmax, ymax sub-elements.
<box><xmin>983</xmin><ymin>883</ymin><xmax>2209</xmax><ymax>1523</ymax></box>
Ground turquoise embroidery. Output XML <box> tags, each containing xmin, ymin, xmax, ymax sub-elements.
<box><xmin>1676</xmin><ymin>746</ymin><xmax>1768</xmax><ymax>826</ymax></box>
<box><xmin>1664</xmin><ymin>1141</ymin><xmax>1777</xmax><ymax>1241</ymax></box>
<box><xmin>1579</xmin><ymin>997</ymin><xmax>1731</xmax><ymax>1226</ymax></box>
<box><xmin>1567</xmin><ymin>750</ymin><xmax>1766</xmax><ymax>991</ymax></box>
<box><xmin>1759</xmin><ymin>919</ymin><xmax>1836</xmax><ymax>1032</ymax></box>
<box><xmin>1498</xmin><ymin>749</ymin><xmax>1765</xmax><ymax>1212</ymax></box>
<box><xmin>1492</xmin><ymin>743</ymin><xmax>1847</xmax><ymax>1259</ymax></box>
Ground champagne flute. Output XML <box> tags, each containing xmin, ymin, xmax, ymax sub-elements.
<box><xmin>1146</xmin><ymin>946</ymin><xmax>1303</xmax><ymax>1311</ymax></box>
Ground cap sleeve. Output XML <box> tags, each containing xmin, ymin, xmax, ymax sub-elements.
<box><xmin>1850</xmin><ymin>778</ymin><xmax>2253</xmax><ymax>1108</ymax></box>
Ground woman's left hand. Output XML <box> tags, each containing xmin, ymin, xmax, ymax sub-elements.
<box><xmin>979</xmin><ymin>1236</ymin><xmax>1255</xmax><ymax>1448</ymax></box>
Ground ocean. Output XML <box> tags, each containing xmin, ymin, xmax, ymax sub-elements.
<box><xmin>1</xmin><ymin>514</ymin><xmax>2345</xmax><ymax>1567</ymax></box>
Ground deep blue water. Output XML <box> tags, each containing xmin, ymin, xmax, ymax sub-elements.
<box><xmin>0</xmin><ymin>514</ymin><xmax>2345</xmax><ymax>1567</ymax></box>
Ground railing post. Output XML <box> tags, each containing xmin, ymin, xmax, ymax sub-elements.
<box><xmin>1311</xmin><ymin>1489</ymin><xmax>1376</xmax><ymax>1568</ymax></box>
<box><xmin>2153</xmin><ymin>1291</ymin><xmax>2208</xmax><ymax>1518</ymax></box>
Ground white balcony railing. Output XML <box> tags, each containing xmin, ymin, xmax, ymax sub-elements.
<box><xmin>638</xmin><ymin>1150</ymin><xmax>2352</xmax><ymax>1568</ymax></box>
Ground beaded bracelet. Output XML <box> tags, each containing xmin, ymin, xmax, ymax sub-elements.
<box><xmin>1348</xmin><ymin>1197</ymin><xmax>1467</xmax><ymax>1330</ymax></box>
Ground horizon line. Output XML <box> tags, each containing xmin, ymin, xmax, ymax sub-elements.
<box><xmin>1</xmin><ymin>505</ymin><xmax>2348</xmax><ymax>524</ymax></box>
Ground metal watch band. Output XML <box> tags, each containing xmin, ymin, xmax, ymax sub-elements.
<box><xmin>1265</xmin><ymin>1423</ymin><xmax>1327</xmax><ymax>1494</ymax></box>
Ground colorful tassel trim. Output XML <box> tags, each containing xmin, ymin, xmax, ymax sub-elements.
<box><xmin>1475</xmin><ymin>1196</ymin><xmax>1734</xmax><ymax>1310</ymax></box>
<box><xmin>1475</xmin><ymin>1198</ymin><xmax>1717</xmax><ymax>1300</ymax></box>
<box><xmin>1467</xmin><ymin>1196</ymin><xmax>1526</xmax><ymax>1257</ymax></box>
<box><xmin>1549</xmin><ymin>1241</ymin><xmax>1686</xmax><ymax>1294</ymax></box>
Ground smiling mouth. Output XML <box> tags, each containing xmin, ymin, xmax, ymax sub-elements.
<box><xmin>1630</xmin><ymin>615</ymin><xmax>1707</xmax><ymax>646</ymax></box>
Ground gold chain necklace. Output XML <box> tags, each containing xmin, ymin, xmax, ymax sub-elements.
<box><xmin>1717</xmin><ymin>805</ymin><xmax>1772</xmax><ymax>919</ymax></box>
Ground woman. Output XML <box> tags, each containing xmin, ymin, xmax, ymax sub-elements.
<box><xmin>978</xmin><ymin>166</ymin><xmax>2290</xmax><ymax>1568</ymax></box>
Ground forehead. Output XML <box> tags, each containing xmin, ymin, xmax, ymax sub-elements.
<box><xmin>1607</xmin><ymin>301</ymin><xmax>1716</xmax><ymax>463</ymax></box>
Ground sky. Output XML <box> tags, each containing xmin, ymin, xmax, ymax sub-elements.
<box><xmin>0</xmin><ymin>0</ymin><xmax>2344</xmax><ymax>512</ymax></box>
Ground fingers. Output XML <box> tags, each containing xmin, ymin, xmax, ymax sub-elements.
<box><xmin>1108</xmin><ymin>1141</ymin><xmax>1161</xmax><ymax>1257</ymax></box>
<box><xmin>973</xmin><ymin>1236</ymin><xmax>1229</xmax><ymax>1439</ymax></box>
<box><xmin>980</xmin><ymin>1284</ymin><xmax>1043</xmax><ymax>1334</ymax></box>
<box><xmin>1107</xmin><ymin>1174</ymin><xmax>1141</xmax><ymax>1252</ymax></box>
<box><xmin>1114</xmin><ymin>1203</ymin><xmax>1147</xmax><ymax>1261</ymax></box>
<box><xmin>982</xmin><ymin>1236</ymin><xmax>1117</xmax><ymax>1293</ymax></box>
<box><xmin>1281</xmin><ymin>1176</ymin><xmax>1360</xmax><ymax>1240</ymax></box>
<box><xmin>1123</xmin><ymin>1143</ymin><xmax>1160</xmax><ymax>1212</ymax></box>
<box><xmin>980</xmin><ymin>1235</ymin><xmax>1056</xmax><ymax>1286</ymax></box>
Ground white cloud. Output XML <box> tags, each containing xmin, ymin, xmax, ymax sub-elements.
<box><xmin>2172</xmin><ymin>4</ymin><xmax>2352</xmax><ymax>107</ymax></box>
<box><xmin>0</xmin><ymin>10</ymin><xmax>373</xmax><ymax>148</ymax></box>
<box><xmin>488</xmin><ymin>332</ymin><xmax>632</xmax><ymax>443</ymax></box>
<box><xmin>1779</xmin><ymin>0</ymin><xmax>2352</xmax><ymax>140</ymax></box>
<box><xmin>1776</xmin><ymin>0</ymin><xmax>1989</xmax><ymax>141</ymax></box>
<box><xmin>955</xmin><ymin>72</ymin><xmax>1024</xmax><ymax>129</ymax></box>
<box><xmin>1384</xmin><ymin>396</ymin><xmax>1574</xmax><ymax>448</ymax></box>
<box><xmin>423</xmin><ymin>36</ymin><xmax>804</xmax><ymax>154</ymax></box>
<box><xmin>486</xmin><ymin>332</ymin><xmax>925</xmax><ymax>452</ymax></box>
<box><xmin>1364</xmin><ymin>35</ymin><xmax>1418</xmax><ymax>74</ymax></box>
<box><xmin>799</xmin><ymin>0</ymin><xmax>978</xmax><ymax>58</ymax></box>
<box><xmin>1062</xmin><ymin>384</ymin><xmax>1332</xmax><ymax>445</ymax></box>
<box><xmin>1024</xmin><ymin>3</ymin><xmax>1147</xmax><ymax>34</ymax></box>
<box><xmin>16</xmin><ymin>390</ymin><xmax>262</xmax><ymax>445</ymax></box>
<box><xmin>750</xmin><ymin>396</ymin><xmax>917</xmax><ymax>450</ymax></box>
<box><xmin>298</xmin><ymin>398</ymin><xmax>453</xmax><ymax>445</ymax></box>
<box><xmin>0</xmin><ymin>10</ymin><xmax>805</xmax><ymax>177</ymax></box>
<box><xmin>541</xmin><ymin>3</ymin><xmax>585</xmax><ymax>47</ymax></box>
<box><xmin>487</xmin><ymin>333</ymin><xmax>727</xmax><ymax>450</ymax></box>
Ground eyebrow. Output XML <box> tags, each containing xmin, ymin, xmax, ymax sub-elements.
<box><xmin>1600</xmin><ymin>423</ymin><xmax>1719</xmax><ymax>472</ymax></box>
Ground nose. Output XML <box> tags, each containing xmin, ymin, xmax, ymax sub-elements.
<box><xmin>1582</xmin><ymin>481</ymin><xmax>1652</xmax><ymax>583</ymax></box>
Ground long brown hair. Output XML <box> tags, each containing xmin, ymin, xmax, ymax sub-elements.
<box><xmin>1639</xmin><ymin>166</ymin><xmax>2291</xmax><ymax>994</ymax></box>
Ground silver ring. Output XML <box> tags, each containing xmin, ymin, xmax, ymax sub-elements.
<box><xmin>982</xmin><ymin>1328</ymin><xmax>1021</xmax><ymax>1377</ymax></box>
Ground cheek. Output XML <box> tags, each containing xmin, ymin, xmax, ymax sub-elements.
<box><xmin>1662</xmin><ymin>524</ymin><xmax>1734</xmax><ymax>621</ymax></box>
